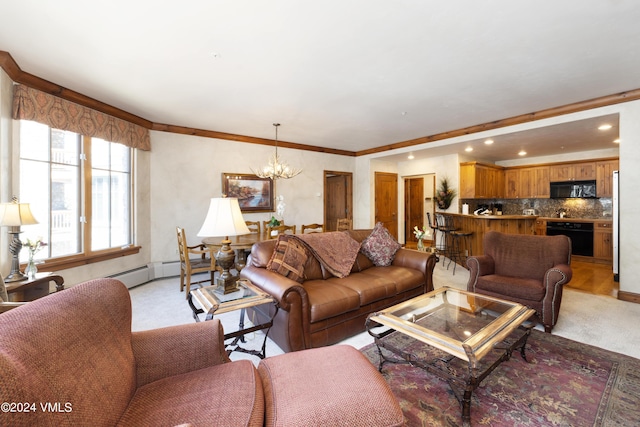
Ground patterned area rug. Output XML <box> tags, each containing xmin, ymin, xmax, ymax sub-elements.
<box><xmin>360</xmin><ymin>329</ymin><xmax>640</xmax><ymax>426</ymax></box>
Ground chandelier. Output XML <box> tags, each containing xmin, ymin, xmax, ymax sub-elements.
<box><xmin>253</xmin><ymin>123</ymin><xmax>302</xmax><ymax>180</ymax></box>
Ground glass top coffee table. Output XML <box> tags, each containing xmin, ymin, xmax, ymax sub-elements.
<box><xmin>366</xmin><ymin>286</ymin><xmax>535</xmax><ymax>426</ymax></box>
<box><xmin>188</xmin><ymin>279</ymin><xmax>278</xmax><ymax>359</ymax></box>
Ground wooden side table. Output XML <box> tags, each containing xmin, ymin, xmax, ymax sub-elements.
<box><xmin>5</xmin><ymin>273</ymin><xmax>65</xmax><ymax>302</ymax></box>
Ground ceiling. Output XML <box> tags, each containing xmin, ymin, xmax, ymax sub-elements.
<box><xmin>0</xmin><ymin>1</ymin><xmax>636</xmax><ymax>160</ymax></box>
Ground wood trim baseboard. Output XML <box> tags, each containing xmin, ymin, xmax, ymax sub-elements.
<box><xmin>618</xmin><ymin>290</ymin><xmax>640</xmax><ymax>304</ymax></box>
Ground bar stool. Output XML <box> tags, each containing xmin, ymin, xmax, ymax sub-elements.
<box><xmin>435</xmin><ymin>213</ymin><xmax>457</xmax><ymax>267</ymax></box>
<box><xmin>426</xmin><ymin>212</ymin><xmax>439</xmax><ymax>253</ymax></box>
<box><xmin>448</xmin><ymin>229</ymin><xmax>473</xmax><ymax>275</ymax></box>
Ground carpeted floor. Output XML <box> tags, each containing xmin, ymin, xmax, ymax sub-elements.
<box><xmin>360</xmin><ymin>329</ymin><xmax>640</xmax><ymax>426</ymax></box>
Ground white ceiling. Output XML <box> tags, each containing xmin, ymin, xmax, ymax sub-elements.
<box><xmin>0</xmin><ymin>1</ymin><xmax>636</xmax><ymax>159</ymax></box>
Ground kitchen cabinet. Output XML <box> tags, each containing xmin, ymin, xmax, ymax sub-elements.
<box><xmin>460</xmin><ymin>162</ymin><xmax>505</xmax><ymax>199</ymax></box>
<box><xmin>593</xmin><ymin>221</ymin><xmax>613</xmax><ymax>260</ymax></box>
<box><xmin>504</xmin><ymin>166</ymin><xmax>550</xmax><ymax>198</ymax></box>
<box><xmin>535</xmin><ymin>219</ymin><xmax>546</xmax><ymax>235</ymax></box>
<box><xmin>596</xmin><ymin>159</ymin><xmax>619</xmax><ymax>198</ymax></box>
<box><xmin>549</xmin><ymin>162</ymin><xmax>596</xmax><ymax>182</ymax></box>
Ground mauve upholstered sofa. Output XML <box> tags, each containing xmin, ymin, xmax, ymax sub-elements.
<box><xmin>241</xmin><ymin>228</ymin><xmax>437</xmax><ymax>352</ymax></box>
<box><xmin>466</xmin><ymin>230</ymin><xmax>573</xmax><ymax>333</ymax></box>
<box><xmin>0</xmin><ymin>278</ymin><xmax>403</xmax><ymax>427</ymax></box>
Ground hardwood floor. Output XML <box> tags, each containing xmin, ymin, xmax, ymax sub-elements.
<box><xmin>407</xmin><ymin>240</ymin><xmax>618</xmax><ymax>298</ymax></box>
<box><xmin>566</xmin><ymin>260</ymin><xmax>618</xmax><ymax>298</ymax></box>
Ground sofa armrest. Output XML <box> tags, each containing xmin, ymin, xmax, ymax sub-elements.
<box><xmin>466</xmin><ymin>255</ymin><xmax>495</xmax><ymax>292</ymax></box>
<box><xmin>392</xmin><ymin>249</ymin><xmax>437</xmax><ymax>292</ymax></box>
<box><xmin>240</xmin><ymin>265</ymin><xmax>307</xmax><ymax>312</ymax></box>
<box><xmin>132</xmin><ymin>319</ymin><xmax>230</xmax><ymax>387</ymax></box>
<box><xmin>546</xmin><ymin>263</ymin><xmax>573</xmax><ymax>288</ymax></box>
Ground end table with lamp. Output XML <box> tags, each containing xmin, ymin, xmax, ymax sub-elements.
<box><xmin>196</xmin><ymin>197</ymin><xmax>250</xmax><ymax>294</ymax></box>
<box><xmin>0</xmin><ymin>197</ymin><xmax>39</xmax><ymax>283</ymax></box>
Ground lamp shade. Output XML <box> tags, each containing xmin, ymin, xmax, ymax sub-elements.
<box><xmin>197</xmin><ymin>198</ymin><xmax>250</xmax><ymax>237</ymax></box>
<box><xmin>0</xmin><ymin>202</ymin><xmax>39</xmax><ymax>227</ymax></box>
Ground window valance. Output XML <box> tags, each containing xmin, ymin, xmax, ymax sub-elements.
<box><xmin>12</xmin><ymin>84</ymin><xmax>151</xmax><ymax>151</ymax></box>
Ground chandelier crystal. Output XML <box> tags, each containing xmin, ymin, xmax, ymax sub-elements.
<box><xmin>253</xmin><ymin>123</ymin><xmax>302</xmax><ymax>180</ymax></box>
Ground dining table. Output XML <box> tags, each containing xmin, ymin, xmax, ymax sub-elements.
<box><xmin>202</xmin><ymin>231</ymin><xmax>275</xmax><ymax>272</ymax></box>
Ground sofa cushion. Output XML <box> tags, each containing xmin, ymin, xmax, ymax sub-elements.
<box><xmin>360</xmin><ymin>222</ymin><xmax>402</xmax><ymax>267</ymax></box>
<box><xmin>360</xmin><ymin>265</ymin><xmax>425</xmax><ymax>294</ymax></box>
<box><xmin>118</xmin><ymin>360</ymin><xmax>264</xmax><ymax>427</ymax></box>
<box><xmin>476</xmin><ymin>274</ymin><xmax>546</xmax><ymax>301</ymax></box>
<box><xmin>303</xmin><ymin>279</ymin><xmax>361</xmax><ymax>322</ymax></box>
<box><xmin>267</xmin><ymin>235</ymin><xmax>309</xmax><ymax>283</ymax></box>
<box><xmin>332</xmin><ymin>273</ymin><xmax>397</xmax><ymax>306</ymax></box>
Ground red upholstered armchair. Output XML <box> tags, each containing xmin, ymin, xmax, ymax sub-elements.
<box><xmin>0</xmin><ymin>278</ymin><xmax>403</xmax><ymax>427</ymax></box>
<box><xmin>466</xmin><ymin>231</ymin><xmax>572</xmax><ymax>333</ymax></box>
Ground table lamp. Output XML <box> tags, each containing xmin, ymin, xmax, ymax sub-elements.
<box><xmin>197</xmin><ymin>197</ymin><xmax>250</xmax><ymax>294</ymax></box>
<box><xmin>0</xmin><ymin>198</ymin><xmax>39</xmax><ymax>283</ymax></box>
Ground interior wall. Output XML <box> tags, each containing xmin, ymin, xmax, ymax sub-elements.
<box><xmin>148</xmin><ymin>131</ymin><xmax>355</xmax><ymax>263</ymax></box>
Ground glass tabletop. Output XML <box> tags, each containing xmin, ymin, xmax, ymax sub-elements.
<box><xmin>192</xmin><ymin>279</ymin><xmax>273</xmax><ymax>315</ymax></box>
<box><xmin>369</xmin><ymin>286</ymin><xmax>534</xmax><ymax>362</ymax></box>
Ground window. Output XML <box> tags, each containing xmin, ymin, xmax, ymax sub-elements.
<box><xmin>18</xmin><ymin>120</ymin><xmax>134</xmax><ymax>266</ymax></box>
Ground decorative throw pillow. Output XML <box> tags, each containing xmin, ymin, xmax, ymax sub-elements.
<box><xmin>267</xmin><ymin>235</ymin><xmax>309</xmax><ymax>283</ymax></box>
<box><xmin>360</xmin><ymin>222</ymin><xmax>402</xmax><ymax>267</ymax></box>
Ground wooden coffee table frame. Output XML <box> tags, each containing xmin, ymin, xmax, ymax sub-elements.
<box><xmin>366</xmin><ymin>287</ymin><xmax>534</xmax><ymax>426</ymax></box>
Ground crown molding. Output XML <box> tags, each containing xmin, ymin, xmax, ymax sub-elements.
<box><xmin>3</xmin><ymin>50</ymin><xmax>639</xmax><ymax>158</ymax></box>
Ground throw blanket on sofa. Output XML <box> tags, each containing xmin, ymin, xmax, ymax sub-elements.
<box><xmin>291</xmin><ymin>232</ymin><xmax>361</xmax><ymax>278</ymax></box>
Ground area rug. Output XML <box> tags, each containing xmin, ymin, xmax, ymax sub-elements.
<box><xmin>360</xmin><ymin>329</ymin><xmax>640</xmax><ymax>426</ymax></box>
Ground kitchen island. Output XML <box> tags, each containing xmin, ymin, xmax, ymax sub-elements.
<box><xmin>443</xmin><ymin>213</ymin><xmax>538</xmax><ymax>258</ymax></box>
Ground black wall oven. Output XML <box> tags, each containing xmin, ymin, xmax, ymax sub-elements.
<box><xmin>546</xmin><ymin>221</ymin><xmax>594</xmax><ymax>257</ymax></box>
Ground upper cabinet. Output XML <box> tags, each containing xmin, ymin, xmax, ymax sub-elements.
<box><xmin>596</xmin><ymin>159</ymin><xmax>619</xmax><ymax>198</ymax></box>
<box><xmin>549</xmin><ymin>162</ymin><xmax>596</xmax><ymax>182</ymax></box>
<box><xmin>461</xmin><ymin>158</ymin><xmax>617</xmax><ymax>200</ymax></box>
<box><xmin>505</xmin><ymin>166</ymin><xmax>550</xmax><ymax>198</ymax></box>
<box><xmin>460</xmin><ymin>162</ymin><xmax>505</xmax><ymax>199</ymax></box>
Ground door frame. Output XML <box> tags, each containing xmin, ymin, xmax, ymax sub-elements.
<box><xmin>323</xmin><ymin>170</ymin><xmax>353</xmax><ymax>231</ymax></box>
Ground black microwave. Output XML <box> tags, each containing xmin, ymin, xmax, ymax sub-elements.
<box><xmin>549</xmin><ymin>180</ymin><xmax>597</xmax><ymax>198</ymax></box>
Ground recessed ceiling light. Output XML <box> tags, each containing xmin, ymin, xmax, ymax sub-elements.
<box><xmin>614</xmin><ymin>139</ymin><xmax>620</xmax><ymax>143</ymax></box>
<box><xmin>598</xmin><ymin>124</ymin><xmax>613</xmax><ymax>131</ymax></box>
<box><xmin>407</xmin><ymin>153</ymin><xmax>415</xmax><ymax>159</ymax></box>
<box><xmin>484</xmin><ymin>139</ymin><xmax>494</xmax><ymax>145</ymax></box>
<box><xmin>465</xmin><ymin>147</ymin><xmax>473</xmax><ymax>152</ymax></box>
<box><xmin>518</xmin><ymin>150</ymin><xmax>527</xmax><ymax>156</ymax></box>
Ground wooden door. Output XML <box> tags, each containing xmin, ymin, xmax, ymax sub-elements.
<box><xmin>375</xmin><ymin>172</ymin><xmax>398</xmax><ymax>239</ymax></box>
<box><xmin>324</xmin><ymin>171</ymin><xmax>352</xmax><ymax>232</ymax></box>
<box><xmin>404</xmin><ymin>177</ymin><xmax>424</xmax><ymax>244</ymax></box>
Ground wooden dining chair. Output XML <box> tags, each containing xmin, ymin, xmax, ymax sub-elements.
<box><xmin>336</xmin><ymin>218</ymin><xmax>352</xmax><ymax>231</ymax></box>
<box><xmin>301</xmin><ymin>223</ymin><xmax>324</xmax><ymax>233</ymax></box>
<box><xmin>176</xmin><ymin>226</ymin><xmax>217</xmax><ymax>299</ymax></box>
<box><xmin>267</xmin><ymin>224</ymin><xmax>296</xmax><ymax>236</ymax></box>
<box><xmin>245</xmin><ymin>221</ymin><xmax>260</xmax><ymax>234</ymax></box>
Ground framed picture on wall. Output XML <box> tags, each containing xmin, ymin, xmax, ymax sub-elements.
<box><xmin>222</xmin><ymin>173</ymin><xmax>274</xmax><ymax>212</ymax></box>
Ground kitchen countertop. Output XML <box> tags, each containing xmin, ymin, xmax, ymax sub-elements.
<box><xmin>446</xmin><ymin>213</ymin><xmax>612</xmax><ymax>222</ymax></box>
<box><xmin>448</xmin><ymin>213</ymin><xmax>539</xmax><ymax>220</ymax></box>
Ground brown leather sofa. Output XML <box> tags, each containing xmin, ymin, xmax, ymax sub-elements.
<box><xmin>466</xmin><ymin>230</ymin><xmax>573</xmax><ymax>333</ymax></box>
<box><xmin>0</xmin><ymin>278</ymin><xmax>403</xmax><ymax>427</ymax></box>
<box><xmin>241</xmin><ymin>229</ymin><xmax>438</xmax><ymax>352</ymax></box>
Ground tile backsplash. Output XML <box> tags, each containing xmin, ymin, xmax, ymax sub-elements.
<box><xmin>460</xmin><ymin>197</ymin><xmax>613</xmax><ymax>219</ymax></box>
